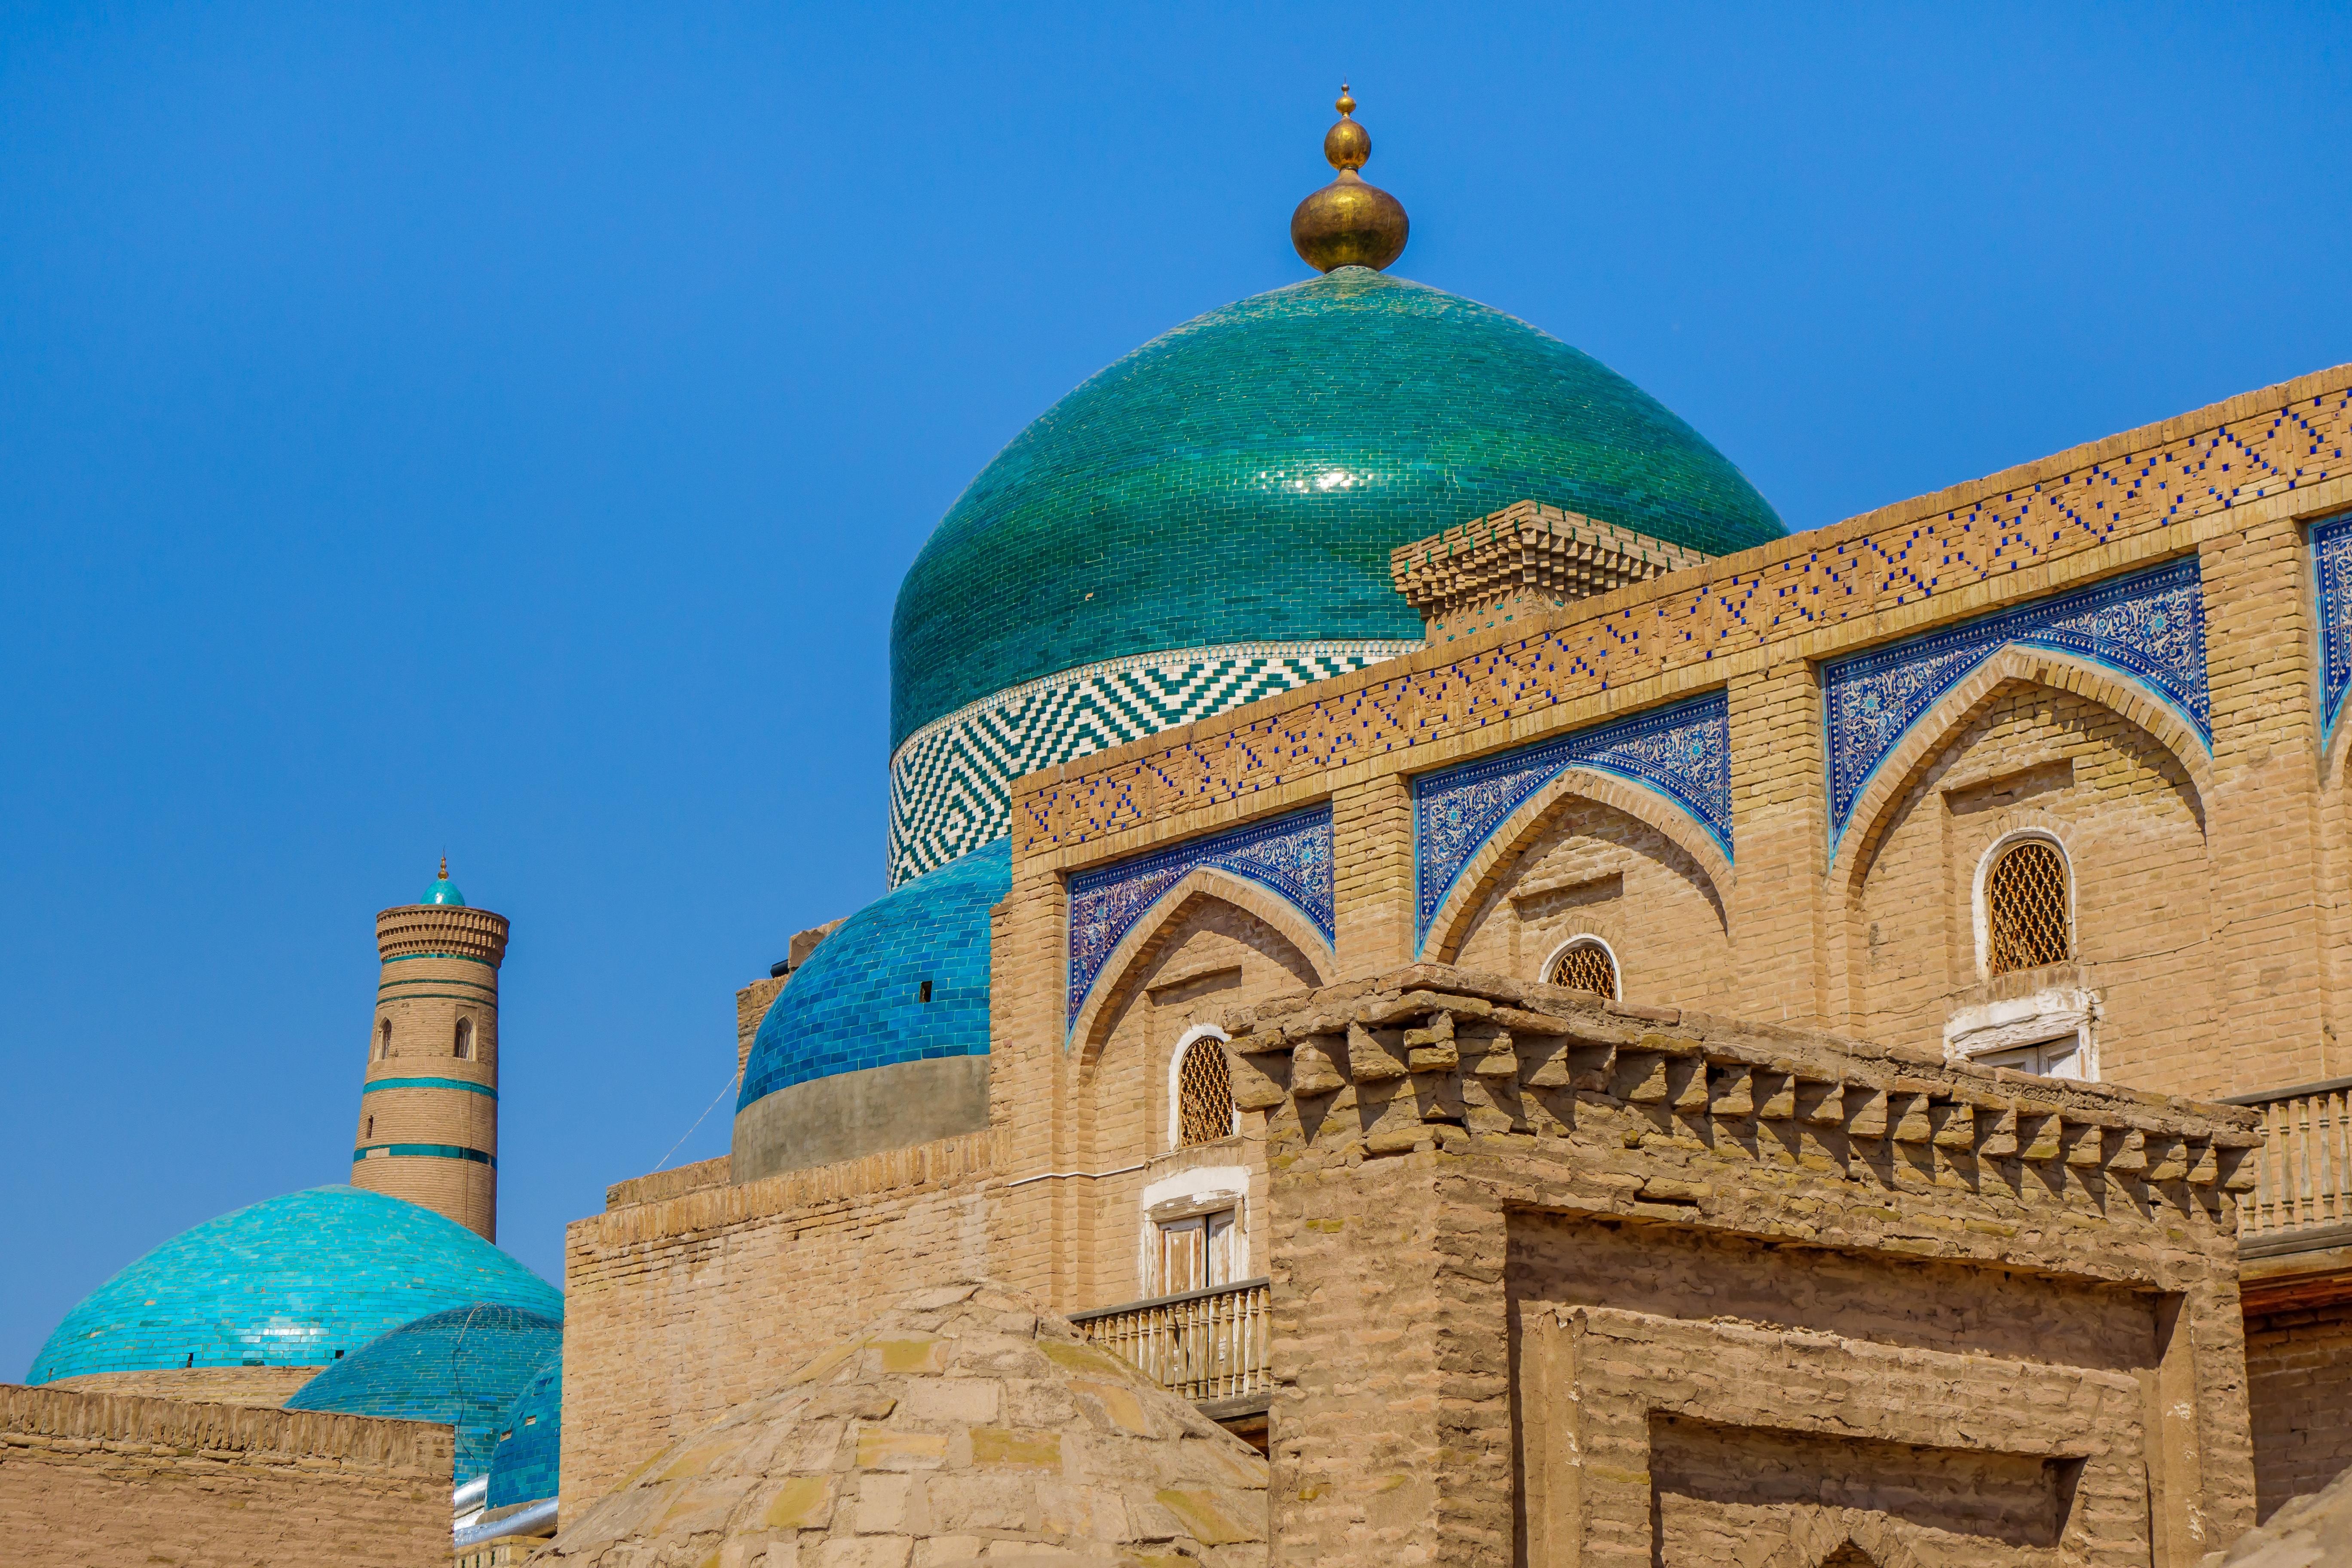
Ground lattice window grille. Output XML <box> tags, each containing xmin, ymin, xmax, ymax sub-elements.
<box><xmin>1176</xmin><ymin>1038</ymin><xmax>1235</xmax><ymax>1148</ymax></box>
<box><xmin>1550</xmin><ymin>939</ymin><xmax>1619</xmax><ymax>1001</ymax></box>
<box><xmin>1986</xmin><ymin>840</ymin><xmax>2070</xmax><ymax>975</ymax></box>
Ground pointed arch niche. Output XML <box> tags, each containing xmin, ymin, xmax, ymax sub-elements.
<box><xmin>1068</xmin><ymin>878</ymin><xmax>1321</xmax><ymax>1311</ymax></box>
<box><xmin>1428</xmin><ymin>770</ymin><xmax>1732</xmax><ymax>1011</ymax></box>
<box><xmin>1831</xmin><ymin>646</ymin><xmax>2212</xmax><ymax>1092</ymax></box>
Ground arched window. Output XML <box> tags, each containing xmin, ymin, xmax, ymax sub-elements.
<box><xmin>377</xmin><ymin>1018</ymin><xmax>392</xmax><ymax>1060</ymax></box>
<box><xmin>1176</xmin><ymin>1036</ymin><xmax>1235</xmax><ymax>1148</ymax></box>
<box><xmin>454</xmin><ymin>1018</ymin><xmax>473</xmax><ymax>1060</ymax></box>
<box><xmin>1985</xmin><ymin>839</ymin><xmax>2070</xmax><ymax>975</ymax></box>
<box><xmin>1548</xmin><ymin>937</ymin><xmax>1620</xmax><ymax>1001</ymax></box>
<box><xmin>364</xmin><ymin>1115</ymin><xmax>374</xmax><ymax>1141</ymax></box>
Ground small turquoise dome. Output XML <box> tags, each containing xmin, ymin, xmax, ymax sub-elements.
<box><xmin>28</xmin><ymin>1186</ymin><xmax>560</xmax><ymax>1385</ymax></box>
<box><xmin>485</xmin><ymin>1344</ymin><xmax>562</xmax><ymax>1508</ymax></box>
<box><xmin>738</xmin><ymin>840</ymin><xmax>1010</xmax><ymax>1113</ymax></box>
<box><xmin>891</xmin><ymin>267</ymin><xmax>1784</xmax><ymax>747</ymax></box>
<box><xmin>286</xmin><ymin>1304</ymin><xmax>562</xmax><ymax>1481</ymax></box>
<box><xmin>422</xmin><ymin>870</ymin><xmax>467</xmax><ymax>906</ymax></box>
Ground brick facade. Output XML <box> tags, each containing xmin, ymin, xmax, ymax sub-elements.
<box><xmin>560</xmin><ymin>1129</ymin><xmax>999</xmax><ymax>1516</ymax></box>
<box><xmin>0</xmin><ymin>1382</ymin><xmax>450</xmax><ymax>1568</ymax></box>
<box><xmin>1236</xmin><ymin>967</ymin><xmax>2256</xmax><ymax>1566</ymax></box>
<box><xmin>560</xmin><ymin>364</ymin><xmax>2352</xmax><ymax>1549</ymax></box>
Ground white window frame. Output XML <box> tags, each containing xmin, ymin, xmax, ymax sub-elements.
<box><xmin>1166</xmin><ymin>1022</ymin><xmax>1239</xmax><ymax>1148</ymax></box>
<box><xmin>1538</xmin><ymin>933</ymin><xmax>1622</xmax><ymax>1001</ymax></box>
<box><xmin>1971</xmin><ymin>827</ymin><xmax>2075</xmax><ymax>981</ymax></box>
<box><xmin>1136</xmin><ymin>1164</ymin><xmax>1249</xmax><ymax>1297</ymax></box>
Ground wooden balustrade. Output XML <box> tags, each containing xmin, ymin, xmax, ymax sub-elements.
<box><xmin>2223</xmin><ymin>1076</ymin><xmax>2352</xmax><ymax>1241</ymax></box>
<box><xmin>1067</xmin><ymin>1278</ymin><xmax>1270</xmax><ymax>1405</ymax></box>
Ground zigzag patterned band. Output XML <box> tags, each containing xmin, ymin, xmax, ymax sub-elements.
<box><xmin>887</xmin><ymin>638</ymin><xmax>1420</xmax><ymax>886</ymax></box>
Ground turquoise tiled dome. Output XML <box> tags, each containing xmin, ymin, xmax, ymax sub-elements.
<box><xmin>285</xmin><ymin>1303</ymin><xmax>562</xmax><ymax>1481</ymax></box>
<box><xmin>485</xmin><ymin>1344</ymin><xmax>563</xmax><ymax>1508</ymax></box>
<box><xmin>736</xmin><ymin>839</ymin><xmax>1010</xmax><ymax>1115</ymax></box>
<box><xmin>890</xmin><ymin>266</ymin><xmax>1784</xmax><ymax>746</ymax></box>
<box><xmin>27</xmin><ymin>1186</ymin><xmax>561</xmax><ymax>1385</ymax></box>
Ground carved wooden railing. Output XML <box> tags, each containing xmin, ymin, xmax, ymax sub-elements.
<box><xmin>1067</xmin><ymin>1278</ymin><xmax>1270</xmax><ymax>1406</ymax></box>
<box><xmin>2222</xmin><ymin>1076</ymin><xmax>2352</xmax><ymax>1241</ymax></box>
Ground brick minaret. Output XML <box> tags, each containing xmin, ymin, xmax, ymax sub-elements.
<box><xmin>350</xmin><ymin>860</ymin><xmax>508</xmax><ymax>1239</ymax></box>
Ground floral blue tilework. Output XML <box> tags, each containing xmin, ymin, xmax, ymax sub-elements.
<box><xmin>28</xmin><ymin>1185</ymin><xmax>562</xmax><ymax>1386</ymax></box>
<box><xmin>2312</xmin><ymin>511</ymin><xmax>2352</xmax><ymax>749</ymax></box>
<box><xmin>1822</xmin><ymin>557</ymin><xmax>2209</xmax><ymax>854</ymax></box>
<box><xmin>286</xmin><ymin>1304</ymin><xmax>562</xmax><ymax>1483</ymax></box>
<box><xmin>1067</xmin><ymin>805</ymin><xmax>1334</xmax><ymax>1029</ymax></box>
<box><xmin>738</xmin><ymin>840</ymin><xmax>1011</xmax><ymax>1114</ymax></box>
<box><xmin>1412</xmin><ymin>691</ymin><xmax>1731</xmax><ymax>953</ymax></box>
<box><xmin>486</xmin><ymin>1344</ymin><xmax>563</xmax><ymax>1508</ymax></box>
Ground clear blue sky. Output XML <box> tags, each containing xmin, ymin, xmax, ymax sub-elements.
<box><xmin>4</xmin><ymin>3</ymin><xmax>2346</xmax><ymax>1378</ymax></box>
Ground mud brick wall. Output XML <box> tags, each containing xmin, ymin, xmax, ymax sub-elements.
<box><xmin>1238</xmin><ymin>965</ymin><xmax>2258</xmax><ymax>1568</ymax></box>
<box><xmin>0</xmin><ymin>1382</ymin><xmax>450</xmax><ymax>1568</ymax></box>
<box><xmin>560</xmin><ymin>1129</ymin><xmax>1000</xmax><ymax>1519</ymax></box>
<box><xmin>2244</xmin><ymin>1303</ymin><xmax>2352</xmax><ymax>1522</ymax></box>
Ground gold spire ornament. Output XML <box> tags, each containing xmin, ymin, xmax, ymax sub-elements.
<box><xmin>1290</xmin><ymin>84</ymin><xmax>1409</xmax><ymax>273</ymax></box>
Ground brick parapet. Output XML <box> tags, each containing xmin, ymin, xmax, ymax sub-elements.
<box><xmin>0</xmin><ymin>1381</ymin><xmax>451</xmax><ymax>1473</ymax></box>
<box><xmin>604</xmin><ymin>1155</ymin><xmax>730</xmax><ymax>1211</ymax></box>
<box><xmin>0</xmin><ymin>1382</ymin><xmax>451</xmax><ymax>1568</ymax></box>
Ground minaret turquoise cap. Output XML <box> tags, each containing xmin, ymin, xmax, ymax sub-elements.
<box><xmin>422</xmin><ymin>855</ymin><xmax>467</xmax><ymax>907</ymax></box>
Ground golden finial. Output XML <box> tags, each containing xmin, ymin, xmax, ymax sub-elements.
<box><xmin>1290</xmin><ymin>82</ymin><xmax>1408</xmax><ymax>274</ymax></box>
<box><xmin>439</xmin><ymin>854</ymin><xmax>448</xmax><ymax>880</ymax></box>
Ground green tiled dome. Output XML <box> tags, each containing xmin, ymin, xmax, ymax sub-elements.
<box><xmin>890</xmin><ymin>267</ymin><xmax>1783</xmax><ymax>747</ymax></box>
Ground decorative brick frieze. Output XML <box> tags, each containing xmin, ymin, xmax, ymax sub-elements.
<box><xmin>1412</xmin><ymin>690</ymin><xmax>1730</xmax><ymax>953</ymax></box>
<box><xmin>1066</xmin><ymin>804</ymin><xmax>1334</xmax><ymax>1029</ymax></box>
<box><xmin>1012</xmin><ymin>368</ymin><xmax>2350</xmax><ymax>858</ymax></box>
<box><xmin>2311</xmin><ymin>508</ymin><xmax>2352</xmax><ymax>749</ymax></box>
<box><xmin>1822</xmin><ymin>555</ymin><xmax>2208</xmax><ymax>854</ymax></box>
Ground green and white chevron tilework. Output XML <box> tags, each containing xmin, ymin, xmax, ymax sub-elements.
<box><xmin>887</xmin><ymin>639</ymin><xmax>1418</xmax><ymax>885</ymax></box>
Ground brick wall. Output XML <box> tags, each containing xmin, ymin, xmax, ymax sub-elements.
<box><xmin>2245</xmin><ymin>1305</ymin><xmax>2352</xmax><ymax>1522</ymax></box>
<box><xmin>46</xmin><ymin>1365</ymin><xmax>318</xmax><ymax>1409</ymax></box>
<box><xmin>559</xmin><ymin>1128</ymin><xmax>998</xmax><ymax>1518</ymax></box>
<box><xmin>1072</xmin><ymin>898</ymin><xmax>1308</xmax><ymax>1306</ymax></box>
<box><xmin>1448</xmin><ymin>793</ymin><xmax>1734</xmax><ymax>1015</ymax></box>
<box><xmin>1851</xmin><ymin>680</ymin><xmax>2214</xmax><ymax>1089</ymax></box>
<box><xmin>1239</xmin><ymin>965</ymin><xmax>2257</xmax><ymax>1566</ymax></box>
<box><xmin>0</xmin><ymin>1382</ymin><xmax>450</xmax><ymax>1568</ymax></box>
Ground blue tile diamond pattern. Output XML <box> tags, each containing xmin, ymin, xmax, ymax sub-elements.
<box><xmin>1823</xmin><ymin>557</ymin><xmax>2210</xmax><ymax>854</ymax></box>
<box><xmin>1067</xmin><ymin>805</ymin><xmax>1334</xmax><ymax>1029</ymax></box>
<box><xmin>28</xmin><ymin>1186</ymin><xmax>561</xmax><ymax>1385</ymax></box>
<box><xmin>1412</xmin><ymin>692</ymin><xmax>1731</xmax><ymax>953</ymax></box>
<box><xmin>2313</xmin><ymin>511</ymin><xmax>2352</xmax><ymax>749</ymax></box>
<box><xmin>286</xmin><ymin>1304</ymin><xmax>562</xmax><ymax>1483</ymax></box>
<box><xmin>889</xmin><ymin>640</ymin><xmax>1413</xmax><ymax>886</ymax></box>
<box><xmin>738</xmin><ymin>840</ymin><xmax>1011</xmax><ymax>1115</ymax></box>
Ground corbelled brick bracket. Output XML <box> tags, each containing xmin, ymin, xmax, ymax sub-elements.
<box><xmin>1228</xmin><ymin>965</ymin><xmax>2260</xmax><ymax>1568</ymax></box>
